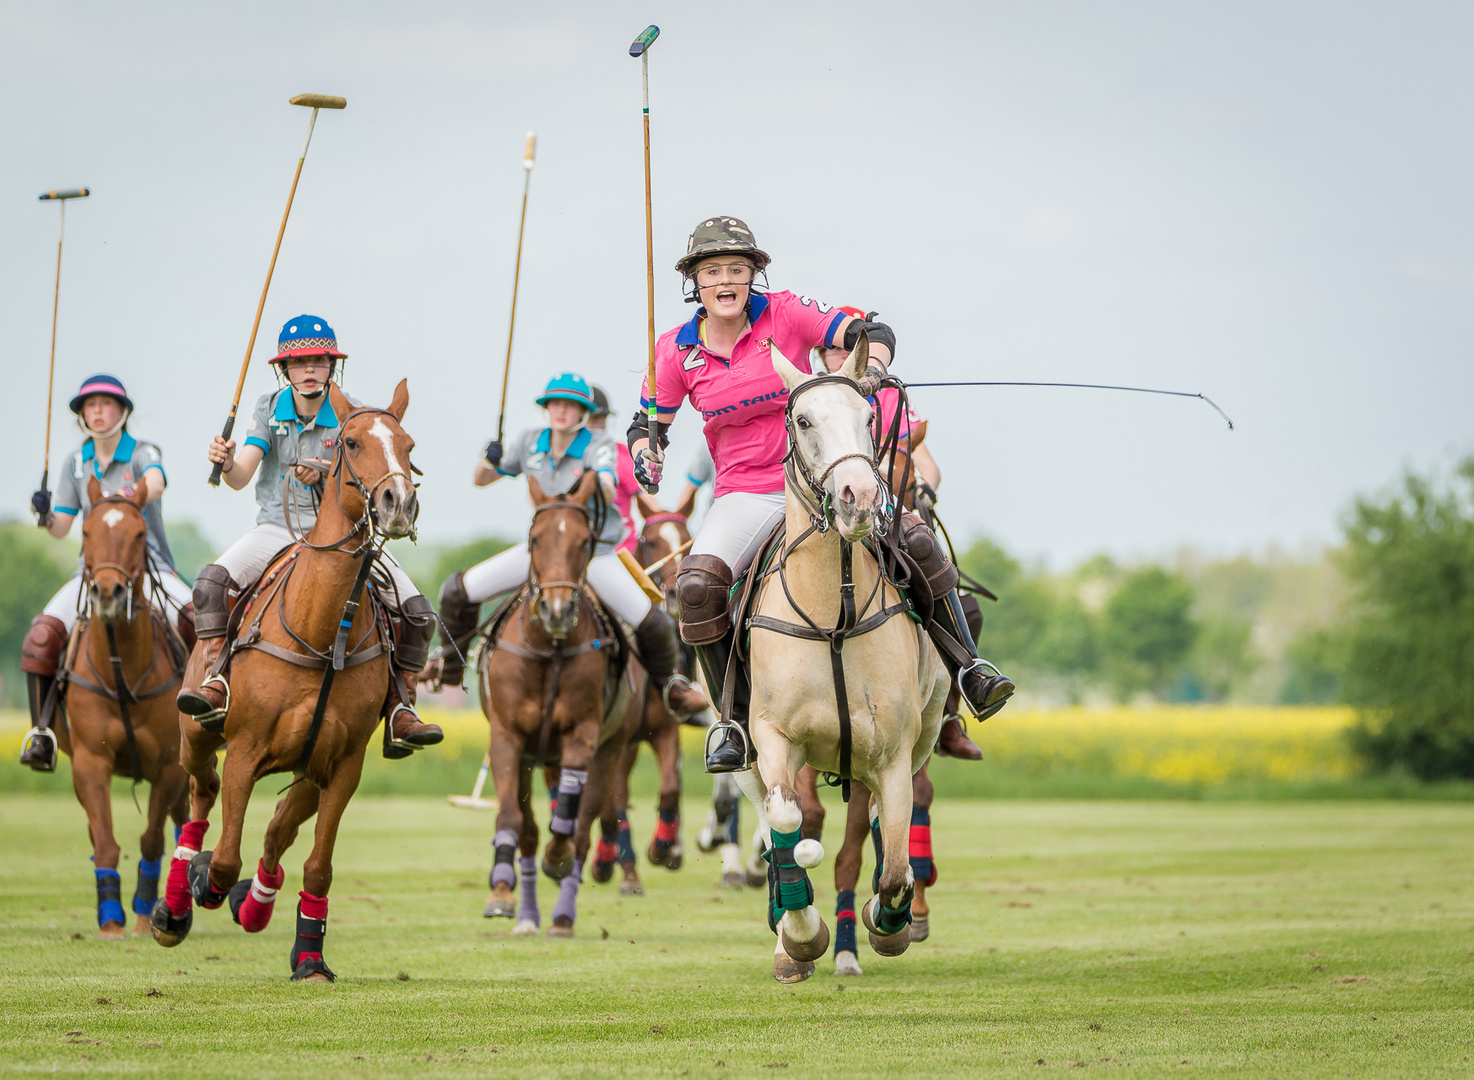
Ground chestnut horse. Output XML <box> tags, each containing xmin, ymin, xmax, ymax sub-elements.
<box><xmin>479</xmin><ymin>471</ymin><xmax>639</xmax><ymax>937</ymax></box>
<box><xmin>590</xmin><ymin>494</ymin><xmax>696</xmax><ymax>895</ymax></box>
<box><xmin>58</xmin><ymin>479</ymin><xmax>189</xmax><ymax>937</ymax></box>
<box><xmin>150</xmin><ymin>381</ymin><xmax>418</xmax><ymax>981</ymax></box>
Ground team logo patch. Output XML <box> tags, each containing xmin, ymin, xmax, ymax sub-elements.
<box><xmin>797</xmin><ymin>296</ymin><xmax>833</xmax><ymax>314</ymax></box>
<box><xmin>322</xmin><ymin>437</ymin><xmax>335</xmax><ymax>449</ymax></box>
<box><xmin>682</xmin><ymin>347</ymin><xmax>706</xmax><ymax>371</ymax></box>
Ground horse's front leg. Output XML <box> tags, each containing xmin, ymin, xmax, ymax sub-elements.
<box><xmin>290</xmin><ymin>743</ymin><xmax>367</xmax><ymax>982</ymax></box>
<box><xmin>69</xmin><ymin>743</ymin><xmax>125</xmax><ymax>939</ymax></box>
<box><xmin>483</xmin><ymin>723</ymin><xmax>526</xmax><ymax>922</ymax></box>
<box><xmin>754</xmin><ymin>735</ymin><xmax>828</xmax><ymax>982</ymax></box>
<box><xmin>862</xmin><ymin>759</ymin><xmax>916</xmax><ymax>958</ymax></box>
<box><xmin>132</xmin><ymin>763</ymin><xmax>186</xmax><ymax>937</ymax></box>
<box><xmin>542</xmin><ymin>718</ymin><xmax>596</xmax><ymax>882</ymax></box>
<box><xmin>152</xmin><ymin>719</ymin><xmax>222</xmax><ymax>947</ymax></box>
<box><xmin>832</xmin><ymin>780</ymin><xmax>873</xmax><ymax>976</ymax></box>
<box><xmin>229</xmin><ymin>778</ymin><xmax>319</xmax><ymax>935</ymax></box>
<box><xmin>646</xmin><ymin>708</ymin><xmax>684</xmax><ymax>871</ymax></box>
<box><xmin>200</xmin><ymin>733</ymin><xmax>261</xmax><ymax>906</ymax></box>
<box><xmin>550</xmin><ymin>728</ymin><xmax>623</xmax><ymax>937</ymax></box>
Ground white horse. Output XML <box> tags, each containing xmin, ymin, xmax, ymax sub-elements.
<box><xmin>733</xmin><ymin>337</ymin><xmax>951</xmax><ymax>983</ymax></box>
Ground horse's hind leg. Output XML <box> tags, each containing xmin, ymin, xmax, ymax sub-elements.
<box><xmin>229</xmin><ymin>779</ymin><xmax>319</xmax><ymax>935</ymax></box>
<box><xmin>796</xmin><ymin>765</ymin><xmax>824</xmax><ymax>841</ymax></box>
<box><xmin>862</xmin><ymin>762</ymin><xmax>916</xmax><ymax>958</ymax></box>
<box><xmin>909</xmin><ymin>763</ymin><xmax>936</xmax><ymax>942</ymax></box>
<box><xmin>647</xmin><ymin>715</ymin><xmax>685</xmax><ymax>871</ymax></box>
<box><xmin>70</xmin><ymin>747</ymin><xmax>125</xmax><ymax>939</ymax></box>
<box><xmin>290</xmin><ymin>753</ymin><xmax>365</xmax><ymax>982</ymax></box>
<box><xmin>611</xmin><ymin>742</ymin><xmax>642</xmax><ymax>895</ymax></box>
<box><xmin>832</xmin><ymin>780</ymin><xmax>872</xmax><ymax>976</ymax></box>
<box><xmin>131</xmin><ymin>764</ymin><xmax>186</xmax><ymax>936</ymax></box>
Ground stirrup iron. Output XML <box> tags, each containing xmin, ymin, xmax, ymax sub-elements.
<box><xmin>192</xmin><ymin>675</ymin><xmax>231</xmax><ymax>734</ymax></box>
<box><xmin>704</xmin><ymin>718</ymin><xmax>751</xmax><ymax>772</ymax></box>
<box><xmin>957</xmin><ymin>657</ymin><xmax>1011</xmax><ymax>721</ymax></box>
<box><xmin>19</xmin><ymin>727</ymin><xmax>57</xmax><ymax>770</ymax></box>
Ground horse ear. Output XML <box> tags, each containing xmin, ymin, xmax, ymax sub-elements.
<box><xmin>571</xmin><ymin>468</ymin><xmax>599</xmax><ymax>506</ymax></box>
<box><xmin>386</xmin><ymin>379</ymin><xmax>409</xmax><ymax>422</ymax></box>
<box><xmin>841</xmin><ymin>329</ymin><xmax>869</xmax><ymax>383</ymax></box>
<box><xmin>908</xmin><ymin>418</ymin><xmax>928</xmax><ymax>450</ymax></box>
<box><xmin>635</xmin><ymin>491</ymin><xmax>664</xmax><ymax>519</ymax></box>
<box><xmin>131</xmin><ymin>482</ymin><xmax>149</xmax><ymax>509</ymax></box>
<box><xmin>86</xmin><ymin>475</ymin><xmax>102</xmax><ymax>505</ymax></box>
<box><xmin>768</xmin><ymin>338</ymin><xmax>810</xmax><ymax>393</ymax></box>
<box><xmin>527</xmin><ymin>474</ymin><xmax>549</xmax><ymax>505</ymax></box>
<box><xmin>675</xmin><ymin>486</ymin><xmax>698</xmax><ymax>520</ymax></box>
<box><xmin>328</xmin><ymin>382</ymin><xmax>353</xmax><ymax>425</ymax></box>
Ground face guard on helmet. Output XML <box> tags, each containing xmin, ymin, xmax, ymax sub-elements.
<box><xmin>677</xmin><ymin>216</ymin><xmax>772</xmax><ymax>306</ymax></box>
<box><xmin>270</xmin><ymin>314</ymin><xmax>346</xmax><ymax>399</ymax></box>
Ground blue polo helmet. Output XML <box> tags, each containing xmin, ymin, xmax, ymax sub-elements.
<box><xmin>536</xmin><ymin>372</ymin><xmax>595</xmax><ymax>411</ymax></box>
<box><xmin>69</xmin><ymin>373</ymin><xmax>134</xmax><ymax>415</ymax></box>
<box><xmin>271</xmin><ymin>314</ymin><xmax>348</xmax><ymax>364</ymax></box>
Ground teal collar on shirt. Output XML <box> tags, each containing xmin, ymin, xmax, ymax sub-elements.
<box><xmin>81</xmin><ymin>431</ymin><xmax>136</xmax><ymax>473</ymax></box>
<box><xmin>534</xmin><ymin>427</ymin><xmax>592</xmax><ymax>460</ymax></box>
<box><xmin>273</xmin><ymin>390</ymin><xmax>339</xmax><ymax>428</ymax></box>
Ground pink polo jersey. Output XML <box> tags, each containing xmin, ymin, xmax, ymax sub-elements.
<box><xmin>613</xmin><ymin>443</ymin><xmax>640</xmax><ymax>554</ymax></box>
<box><xmin>873</xmin><ymin>385</ymin><xmax>924</xmax><ymax>443</ymax></box>
<box><xmin>640</xmin><ymin>290</ymin><xmax>847</xmax><ymax>497</ymax></box>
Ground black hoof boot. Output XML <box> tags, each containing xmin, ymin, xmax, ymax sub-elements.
<box><xmin>704</xmin><ymin>725</ymin><xmax>748</xmax><ymax>774</ymax></box>
<box><xmin>149</xmin><ymin>898</ymin><xmax>192</xmax><ymax>948</ymax></box>
<box><xmin>290</xmin><ymin>957</ymin><xmax>337</xmax><ymax>982</ymax></box>
<box><xmin>187</xmin><ymin>850</ymin><xmax>229</xmax><ymax>910</ymax></box>
<box><xmin>227</xmin><ymin>879</ymin><xmax>252</xmax><ymax>925</ymax></box>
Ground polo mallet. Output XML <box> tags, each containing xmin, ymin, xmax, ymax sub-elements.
<box><xmin>630</xmin><ymin>24</ymin><xmax>661</xmax><ymax>492</ymax></box>
<box><xmin>447</xmin><ymin>753</ymin><xmax>498</xmax><ymax>811</ymax></box>
<box><xmin>616</xmin><ymin>535</ymin><xmax>692</xmax><ymax>604</ymax></box>
<box><xmin>37</xmin><ymin>188</ymin><xmax>90</xmax><ymax>499</ymax></box>
<box><xmin>208</xmin><ymin>93</ymin><xmax>347</xmax><ymax>487</ymax></box>
<box><xmin>495</xmin><ymin>132</ymin><xmax>537</xmax><ymax>446</ymax></box>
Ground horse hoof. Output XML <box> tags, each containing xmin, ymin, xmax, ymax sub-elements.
<box><xmin>862</xmin><ymin>897</ymin><xmax>913</xmax><ymax>957</ymax></box>
<box><xmin>910</xmin><ymin>915</ymin><xmax>930</xmax><ymax>942</ymax></box>
<box><xmin>646</xmin><ymin>840</ymin><xmax>670</xmax><ymax>868</ymax></box>
<box><xmin>721</xmin><ymin>871</ymin><xmax>744</xmax><ymax>890</ymax></box>
<box><xmin>511</xmin><ymin>920</ymin><xmax>540</xmax><ymax>937</ymax></box>
<box><xmin>744</xmin><ymin>864</ymin><xmax>767</xmax><ymax>889</ymax></box>
<box><xmin>547</xmin><ymin>919</ymin><xmax>575</xmax><ymax>938</ymax></box>
<box><xmin>834</xmin><ymin>950</ymin><xmax>864</xmax><ymax>977</ymax></box>
<box><xmin>619</xmin><ymin>880</ymin><xmax>644</xmax><ymax>897</ymax></box>
<box><xmin>541</xmin><ymin>855</ymin><xmax>573</xmax><ymax>881</ymax></box>
<box><xmin>772</xmin><ymin>951</ymin><xmax>815</xmax><ymax>983</ymax></box>
<box><xmin>290</xmin><ymin>957</ymin><xmax>336</xmax><ymax>983</ymax></box>
<box><xmin>665</xmin><ymin>846</ymin><xmax>684</xmax><ymax>872</ymax></box>
<box><xmin>591</xmin><ymin>860</ymin><xmax>615</xmax><ymax>884</ymax></box>
<box><xmin>98</xmin><ymin>923</ymin><xmax>127</xmax><ymax>940</ymax></box>
<box><xmin>696</xmin><ymin>826</ymin><xmax>717</xmax><ymax>852</ymax></box>
<box><xmin>483</xmin><ymin>892</ymin><xmax>516</xmax><ymax>918</ymax></box>
<box><xmin>187</xmin><ymin>851</ymin><xmax>228</xmax><ymax>910</ymax></box>
<box><xmin>131</xmin><ymin>914</ymin><xmax>152</xmax><ymax>937</ymax></box>
<box><xmin>149</xmin><ymin>899</ymin><xmax>191</xmax><ymax>948</ymax></box>
<box><xmin>781</xmin><ymin>918</ymin><xmax>830</xmax><ymax>964</ymax></box>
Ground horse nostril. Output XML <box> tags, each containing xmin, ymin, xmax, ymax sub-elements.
<box><xmin>840</xmin><ymin>485</ymin><xmax>856</xmax><ymax>506</ymax></box>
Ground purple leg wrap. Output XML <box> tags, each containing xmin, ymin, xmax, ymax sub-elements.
<box><xmin>551</xmin><ymin>858</ymin><xmax>584</xmax><ymax>925</ymax></box>
<box><xmin>517</xmin><ymin>856</ymin><xmax>540</xmax><ymax>926</ymax></box>
<box><xmin>491</xmin><ymin>829</ymin><xmax>517</xmax><ymax>889</ymax></box>
<box><xmin>550</xmin><ymin>768</ymin><xmax>588</xmax><ymax>837</ymax></box>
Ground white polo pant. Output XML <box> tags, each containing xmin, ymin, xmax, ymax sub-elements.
<box><xmin>214</xmin><ymin>523</ymin><xmax>421</xmax><ymax>610</ymax></box>
<box><xmin>43</xmin><ymin>567</ymin><xmax>195</xmax><ymax>634</ymax></box>
<box><xmin>462</xmin><ymin>544</ymin><xmax>653</xmax><ymax>627</ymax></box>
<box><xmin>688</xmin><ymin>491</ymin><xmax>786</xmax><ymax>577</ymax></box>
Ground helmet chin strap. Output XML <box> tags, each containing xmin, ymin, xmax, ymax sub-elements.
<box><xmin>79</xmin><ymin>409</ymin><xmax>130</xmax><ymax>441</ymax></box>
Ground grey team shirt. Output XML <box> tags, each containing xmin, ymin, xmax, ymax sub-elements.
<box><xmin>243</xmin><ymin>387</ymin><xmax>362</xmax><ymax>531</ymax></box>
<box><xmin>499</xmin><ymin>426</ymin><xmax>622</xmax><ymax>554</ymax></box>
<box><xmin>53</xmin><ymin>431</ymin><xmax>176</xmax><ymax>571</ymax></box>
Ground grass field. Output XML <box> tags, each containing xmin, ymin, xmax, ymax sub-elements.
<box><xmin>2</xmin><ymin>789</ymin><xmax>1472</xmax><ymax>1078</ymax></box>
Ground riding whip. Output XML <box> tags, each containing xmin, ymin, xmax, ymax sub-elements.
<box><xmin>209</xmin><ymin>93</ymin><xmax>347</xmax><ymax>487</ymax></box>
<box><xmin>37</xmin><ymin>187</ymin><xmax>90</xmax><ymax>498</ymax></box>
<box><xmin>495</xmin><ymin>132</ymin><xmax>537</xmax><ymax>445</ymax></box>
<box><xmin>630</xmin><ymin>24</ymin><xmax>661</xmax><ymax>492</ymax></box>
<box><xmin>904</xmin><ymin>381</ymin><xmax>1236</xmax><ymax>430</ymax></box>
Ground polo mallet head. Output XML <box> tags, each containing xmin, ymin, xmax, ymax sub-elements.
<box><xmin>289</xmin><ymin>94</ymin><xmax>347</xmax><ymax>110</ymax></box>
<box><xmin>39</xmin><ymin>189</ymin><xmax>90</xmax><ymax>201</ymax></box>
<box><xmin>630</xmin><ymin>25</ymin><xmax>660</xmax><ymax>57</ymax></box>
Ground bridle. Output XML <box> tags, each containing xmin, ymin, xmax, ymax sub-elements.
<box><xmin>782</xmin><ymin>374</ymin><xmax>892</xmax><ymax>537</ymax></box>
<box><xmin>636</xmin><ymin>511</ymin><xmax>690</xmax><ymax>607</ymax></box>
<box><xmin>80</xmin><ymin>494</ymin><xmax>149</xmax><ymax>622</ymax></box>
<box><xmin>526</xmin><ymin>498</ymin><xmax>600</xmax><ymax>641</ymax></box>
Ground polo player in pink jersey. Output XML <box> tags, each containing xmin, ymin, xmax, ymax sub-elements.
<box><xmin>626</xmin><ymin>216</ymin><xmax>1014</xmax><ymax>773</ymax></box>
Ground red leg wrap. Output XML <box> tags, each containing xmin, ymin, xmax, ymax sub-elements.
<box><xmin>654</xmin><ymin>817</ymin><xmax>679</xmax><ymax>844</ymax></box>
<box><xmin>596</xmin><ymin>839</ymin><xmax>618</xmax><ymax>866</ymax></box>
<box><xmin>165</xmin><ymin>820</ymin><xmax>210</xmax><ymax>917</ymax></box>
<box><xmin>907</xmin><ymin>823</ymin><xmax>933</xmax><ymax>861</ymax></box>
<box><xmin>237</xmin><ymin>860</ymin><xmax>285</xmax><ymax>933</ymax></box>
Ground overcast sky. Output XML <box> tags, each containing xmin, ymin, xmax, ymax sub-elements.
<box><xmin>4</xmin><ymin>1</ymin><xmax>1471</xmax><ymax>567</ymax></box>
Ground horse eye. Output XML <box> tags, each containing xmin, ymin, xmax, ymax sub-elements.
<box><xmin>796</xmin><ymin>416</ymin><xmax>811</xmax><ymax>430</ymax></box>
<box><xmin>344</xmin><ymin>437</ymin><xmax>358</xmax><ymax>451</ymax></box>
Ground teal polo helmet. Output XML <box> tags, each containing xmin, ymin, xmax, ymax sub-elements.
<box><xmin>536</xmin><ymin>372</ymin><xmax>595</xmax><ymax>411</ymax></box>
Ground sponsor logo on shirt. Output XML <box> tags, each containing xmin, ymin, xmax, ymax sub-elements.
<box><xmin>700</xmin><ymin>386</ymin><xmax>789</xmax><ymax>420</ymax></box>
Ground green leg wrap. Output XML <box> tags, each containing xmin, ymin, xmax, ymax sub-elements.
<box><xmin>875</xmin><ymin>898</ymin><xmax>912</xmax><ymax>936</ymax></box>
<box><xmin>869</xmin><ymin>816</ymin><xmax>883</xmax><ymax>894</ymax></box>
<box><xmin>766</xmin><ymin>826</ymin><xmax>814</xmax><ymax>927</ymax></box>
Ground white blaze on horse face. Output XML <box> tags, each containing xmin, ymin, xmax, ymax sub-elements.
<box><xmin>658</xmin><ymin>523</ymin><xmax>682</xmax><ymax>567</ymax></box>
<box><xmin>368</xmin><ymin>418</ymin><xmax>406</xmax><ymax>477</ymax></box>
<box><xmin>558</xmin><ymin>519</ymin><xmax>566</xmax><ymax>534</ymax></box>
<box><xmin>102</xmin><ymin>508</ymin><xmax>125</xmax><ymax>529</ymax></box>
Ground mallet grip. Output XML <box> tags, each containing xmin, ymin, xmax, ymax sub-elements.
<box><xmin>629</xmin><ymin>25</ymin><xmax>660</xmax><ymax>56</ymax></box>
<box><xmin>207</xmin><ymin>410</ymin><xmax>238</xmax><ymax>487</ymax></box>
<box><xmin>289</xmin><ymin>94</ymin><xmax>347</xmax><ymax>109</ymax></box>
<box><xmin>38</xmin><ymin>188</ymin><xmax>89</xmax><ymax>201</ymax></box>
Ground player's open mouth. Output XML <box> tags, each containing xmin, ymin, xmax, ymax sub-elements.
<box><xmin>717</xmin><ymin>290</ymin><xmax>737</xmax><ymax>303</ymax></box>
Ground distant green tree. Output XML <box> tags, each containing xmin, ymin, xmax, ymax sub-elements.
<box><xmin>1339</xmin><ymin>459</ymin><xmax>1474</xmax><ymax>779</ymax></box>
<box><xmin>0</xmin><ymin>522</ymin><xmax>72</xmax><ymax>706</ymax></box>
<box><xmin>1101</xmin><ymin>567</ymin><xmax>1198</xmax><ymax>700</ymax></box>
<box><xmin>424</xmin><ymin>536</ymin><xmax>515</xmax><ymax>601</ymax></box>
<box><xmin>165</xmin><ymin>520</ymin><xmax>218</xmax><ymax>585</ymax></box>
<box><xmin>1280</xmin><ymin>627</ymin><xmax>1344</xmax><ymax>705</ymax></box>
<box><xmin>1177</xmin><ymin>616</ymin><xmax>1258</xmax><ymax>702</ymax></box>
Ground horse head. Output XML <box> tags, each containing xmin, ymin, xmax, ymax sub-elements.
<box><xmin>636</xmin><ymin>490</ymin><xmax>694</xmax><ymax>609</ymax></box>
<box><xmin>81</xmin><ymin>475</ymin><xmax>149</xmax><ymax>622</ymax></box>
<box><xmin>526</xmin><ymin>470</ymin><xmax>599</xmax><ymax>641</ymax></box>
<box><xmin>326</xmin><ymin>380</ymin><xmax>419</xmax><ymax>540</ymax></box>
<box><xmin>771</xmin><ymin>334</ymin><xmax>883</xmax><ymax>541</ymax></box>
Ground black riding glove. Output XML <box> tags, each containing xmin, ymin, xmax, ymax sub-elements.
<box><xmin>31</xmin><ymin>489</ymin><xmax>51</xmax><ymax>524</ymax></box>
<box><xmin>483</xmin><ymin>439</ymin><xmax>503</xmax><ymax>468</ymax></box>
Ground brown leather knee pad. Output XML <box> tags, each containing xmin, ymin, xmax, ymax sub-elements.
<box><xmin>901</xmin><ymin>512</ymin><xmax>960</xmax><ymax>598</ymax></box>
<box><xmin>21</xmin><ymin>614</ymin><xmax>67</xmax><ymax>676</ymax></box>
<box><xmin>192</xmin><ymin>564</ymin><xmax>237</xmax><ymax>639</ymax></box>
<box><xmin>676</xmin><ymin>555</ymin><xmax>733</xmax><ymax>646</ymax></box>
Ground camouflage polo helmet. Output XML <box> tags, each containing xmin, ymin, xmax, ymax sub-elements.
<box><xmin>675</xmin><ymin>216</ymin><xmax>772</xmax><ymax>277</ymax></box>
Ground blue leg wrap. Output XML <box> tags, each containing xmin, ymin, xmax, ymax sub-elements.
<box><xmin>95</xmin><ymin>867</ymin><xmax>125</xmax><ymax>928</ymax></box>
<box><xmin>491</xmin><ymin>829</ymin><xmax>517</xmax><ymax>889</ymax></box>
<box><xmin>550</xmin><ymin>768</ymin><xmax>587</xmax><ymax>837</ymax></box>
<box><xmin>615</xmin><ymin>810</ymin><xmax>636</xmax><ymax>865</ymax></box>
<box><xmin>721</xmin><ymin>801</ymin><xmax>740</xmax><ymax>845</ymax></box>
<box><xmin>133</xmin><ymin>858</ymin><xmax>162</xmax><ymax>916</ymax></box>
<box><xmin>835</xmin><ymin>889</ymin><xmax>858</xmax><ymax>955</ymax></box>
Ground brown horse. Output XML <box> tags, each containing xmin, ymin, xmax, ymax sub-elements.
<box><xmin>56</xmin><ymin>479</ymin><xmax>190</xmax><ymax>937</ymax></box>
<box><xmin>149</xmin><ymin>381</ymin><xmax>418</xmax><ymax>981</ymax></box>
<box><xmin>589</xmin><ymin>493</ymin><xmax>698</xmax><ymax>895</ymax></box>
<box><xmin>479</xmin><ymin>471</ymin><xmax>640</xmax><ymax>937</ymax></box>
